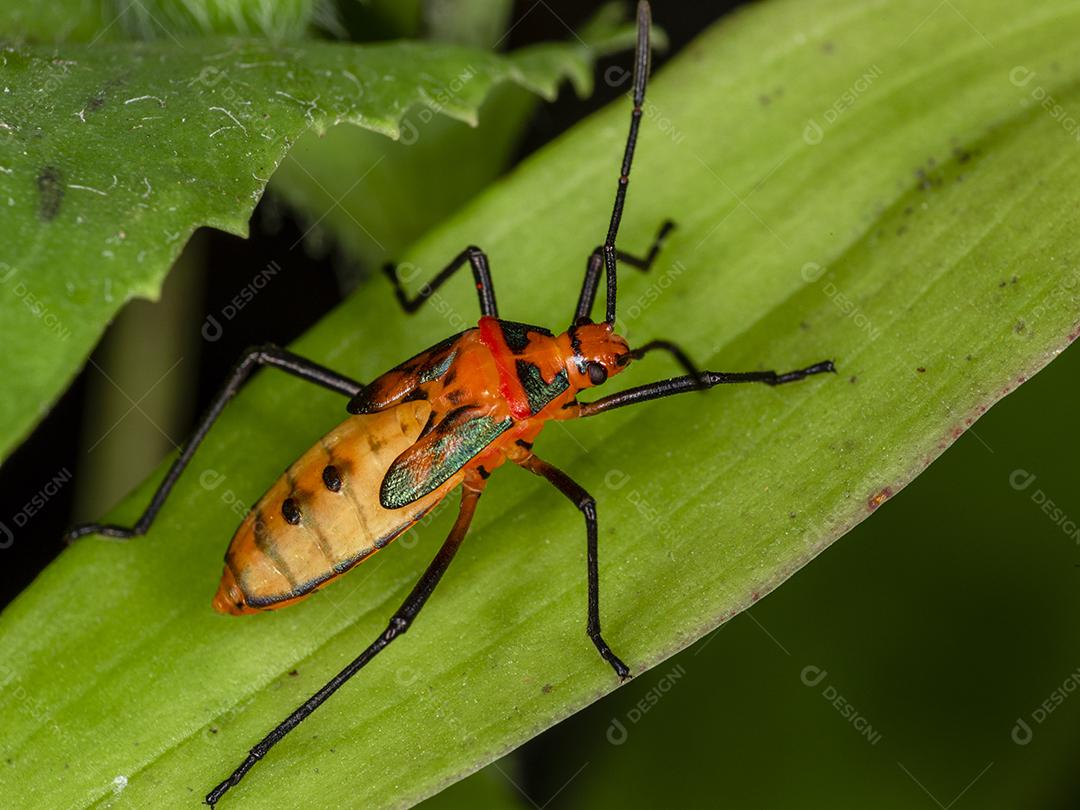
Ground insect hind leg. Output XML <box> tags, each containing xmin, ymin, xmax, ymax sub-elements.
<box><xmin>205</xmin><ymin>477</ymin><xmax>485</xmax><ymax>807</ymax></box>
<box><xmin>64</xmin><ymin>344</ymin><xmax>364</xmax><ymax>544</ymax></box>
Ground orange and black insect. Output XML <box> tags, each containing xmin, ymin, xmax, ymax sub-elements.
<box><xmin>67</xmin><ymin>3</ymin><xmax>834</xmax><ymax>804</ymax></box>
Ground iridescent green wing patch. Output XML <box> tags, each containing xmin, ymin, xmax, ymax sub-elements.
<box><xmin>515</xmin><ymin>360</ymin><xmax>569</xmax><ymax>415</ymax></box>
<box><xmin>380</xmin><ymin>407</ymin><xmax>512</xmax><ymax>509</ymax></box>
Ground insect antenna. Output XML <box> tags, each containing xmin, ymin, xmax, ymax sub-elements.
<box><xmin>602</xmin><ymin>0</ymin><xmax>652</xmax><ymax>325</ymax></box>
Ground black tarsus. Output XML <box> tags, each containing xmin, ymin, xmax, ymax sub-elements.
<box><xmin>574</xmin><ymin>219</ymin><xmax>675</xmax><ymax>324</ymax></box>
<box><xmin>518</xmin><ymin>454</ymin><xmax>630</xmax><ymax>680</ymax></box>
<box><xmin>64</xmin><ymin>344</ymin><xmax>363</xmax><ymax>543</ymax></box>
<box><xmin>577</xmin><ymin>361</ymin><xmax>837</xmax><ymax>418</ymax></box>
<box><xmin>384</xmin><ymin>245</ymin><xmax>498</xmax><ymax>318</ymax></box>
<box><xmin>205</xmin><ymin>480</ymin><xmax>485</xmax><ymax>807</ymax></box>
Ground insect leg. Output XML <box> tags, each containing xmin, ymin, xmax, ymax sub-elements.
<box><xmin>573</xmin><ymin>219</ymin><xmax>675</xmax><ymax>324</ymax></box>
<box><xmin>204</xmin><ymin>478</ymin><xmax>485</xmax><ymax>807</ymax></box>
<box><xmin>384</xmin><ymin>245</ymin><xmax>498</xmax><ymax>317</ymax></box>
<box><xmin>65</xmin><ymin>345</ymin><xmax>364</xmax><ymax>542</ymax></box>
<box><xmin>628</xmin><ymin>337</ymin><xmax>701</xmax><ymax>380</ymax></box>
<box><xmin>576</xmin><ymin>361</ymin><xmax>837</xmax><ymax>418</ymax></box>
<box><xmin>518</xmin><ymin>454</ymin><xmax>630</xmax><ymax>680</ymax></box>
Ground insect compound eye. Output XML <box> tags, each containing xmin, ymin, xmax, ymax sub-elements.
<box><xmin>586</xmin><ymin>362</ymin><xmax>608</xmax><ymax>386</ymax></box>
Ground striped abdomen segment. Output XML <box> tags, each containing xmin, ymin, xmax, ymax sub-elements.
<box><xmin>213</xmin><ymin>400</ymin><xmax>461</xmax><ymax>615</ymax></box>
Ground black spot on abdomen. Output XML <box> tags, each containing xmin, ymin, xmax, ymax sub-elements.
<box><xmin>37</xmin><ymin>166</ymin><xmax>64</xmax><ymax>221</ymax></box>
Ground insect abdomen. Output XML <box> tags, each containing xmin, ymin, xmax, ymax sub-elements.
<box><xmin>213</xmin><ymin>401</ymin><xmax>458</xmax><ymax>615</ymax></box>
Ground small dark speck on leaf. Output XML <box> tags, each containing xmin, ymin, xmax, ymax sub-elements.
<box><xmin>799</xmin><ymin>321</ymin><xmax>811</xmax><ymax>331</ymax></box>
<box><xmin>1015</xmin><ymin>321</ymin><xmax>1026</xmax><ymax>334</ymax></box>
<box><xmin>998</xmin><ymin>280</ymin><xmax>1007</xmax><ymax>288</ymax></box>
<box><xmin>953</xmin><ymin>146</ymin><xmax>973</xmax><ymax>164</ymax></box>
<box><xmin>788</xmin><ymin>511</ymin><xmax>797</xmax><ymax>519</ymax></box>
<box><xmin>896</xmin><ymin>224</ymin><xmax>908</xmax><ymax>236</ymax></box>
<box><xmin>821</xmin><ymin>41</ymin><xmax>835</xmax><ymax>53</ymax></box>
<box><xmin>965</xmin><ymin>354</ymin><xmax>973</xmax><ymax>361</ymax></box>
<box><xmin>86</xmin><ymin>95</ymin><xmax>104</xmax><ymax>112</ymax></box>
<box><xmin>209</xmin><ymin>727</ymin><xmax>218</xmax><ymax>734</ymax></box>
<box><xmin>1011</xmin><ymin>275</ymin><xmax>1019</xmax><ymax>284</ymax></box>
<box><xmin>916</xmin><ymin>366</ymin><xmax>926</xmax><ymax>373</ymax></box>
<box><xmin>288</xmin><ymin>669</ymin><xmax>299</xmax><ymax>677</ymax></box>
<box><xmin>36</xmin><ymin>166</ymin><xmax>63</xmax><ymax>221</ymax></box>
<box><xmin>542</xmin><ymin>683</ymin><xmax>553</xmax><ymax>694</ymax></box>
<box><xmin>849</xmin><ymin>375</ymin><xmax>858</xmax><ymax>384</ymax></box>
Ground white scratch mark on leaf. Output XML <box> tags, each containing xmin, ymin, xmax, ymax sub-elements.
<box><xmin>124</xmin><ymin>95</ymin><xmax>166</xmax><ymax>108</ymax></box>
<box><xmin>341</xmin><ymin>69</ymin><xmax>362</xmax><ymax>94</ymax></box>
<box><xmin>208</xmin><ymin>105</ymin><xmax>247</xmax><ymax>138</ymax></box>
<box><xmin>142</xmin><ymin>178</ymin><xmax>152</xmax><ymax>198</ymax></box>
<box><xmin>67</xmin><ymin>184</ymin><xmax>107</xmax><ymax>196</ymax></box>
<box><xmin>0</xmin><ymin>165</ymin><xmax>11</xmax><ymax>174</ymax></box>
<box><xmin>274</xmin><ymin>90</ymin><xmax>322</xmax><ymax>122</ymax></box>
<box><xmin>74</xmin><ymin>108</ymin><xmax>86</xmax><ymax>123</ymax></box>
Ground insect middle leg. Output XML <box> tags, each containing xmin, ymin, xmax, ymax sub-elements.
<box><xmin>518</xmin><ymin>454</ymin><xmax>630</xmax><ymax>680</ymax></box>
<box><xmin>65</xmin><ymin>344</ymin><xmax>364</xmax><ymax>542</ymax></box>
<box><xmin>573</xmin><ymin>219</ymin><xmax>675</xmax><ymax>323</ymax></box>
<box><xmin>205</xmin><ymin>476</ymin><xmax>486</xmax><ymax>807</ymax></box>
<box><xmin>384</xmin><ymin>245</ymin><xmax>498</xmax><ymax>318</ymax></box>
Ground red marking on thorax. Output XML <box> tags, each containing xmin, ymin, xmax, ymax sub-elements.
<box><xmin>477</xmin><ymin>316</ymin><xmax>531</xmax><ymax>420</ymax></box>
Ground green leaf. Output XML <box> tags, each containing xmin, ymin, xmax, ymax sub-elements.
<box><xmin>0</xmin><ymin>0</ymin><xmax>319</xmax><ymax>43</ymax></box>
<box><xmin>116</xmin><ymin>0</ymin><xmax>319</xmax><ymax>41</ymax></box>
<box><xmin>0</xmin><ymin>0</ymin><xmax>112</xmax><ymax>43</ymax></box>
<box><xmin>4</xmin><ymin>0</ymin><xmax>1080</xmax><ymax>808</ymax></box>
<box><xmin>0</xmin><ymin>33</ymin><xmax>622</xmax><ymax>463</ymax></box>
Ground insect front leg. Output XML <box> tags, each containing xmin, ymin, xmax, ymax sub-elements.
<box><xmin>384</xmin><ymin>245</ymin><xmax>498</xmax><ymax>317</ymax></box>
<box><xmin>205</xmin><ymin>476</ymin><xmax>486</xmax><ymax>807</ymax></box>
<box><xmin>573</xmin><ymin>219</ymin><xmax>676</xmax><ymax>324</ymax></box>
<box><xmin>575</xmin><ymin>361</ymin><xmax>837</xmax><ymax>418</ymax></box>
<box><xmin>65</xmin><ymin>344</ymin><xmax>364</xmax><ymax>543</ymax></box>
<box><xmin>518</xmin><ymin>454</ymin><xmax>630</xmax><ymax>680</ymax></box>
